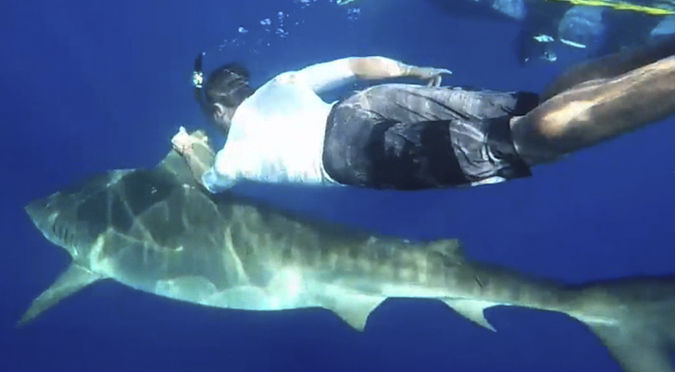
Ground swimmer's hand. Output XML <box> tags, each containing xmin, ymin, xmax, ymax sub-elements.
<box><xmin>171</xmin><ymin>126</ymin><xmax>215</xmax><ymax>186</ymax></box>
<box><xmin>406</xmin><ymin>66</ymin><xmax>453</xmax><ymax>87</ymax></box>
<box><xmin>172</xmin><ymin>126</ymin><xmax>203</xmax><ymax>155</ymax></box>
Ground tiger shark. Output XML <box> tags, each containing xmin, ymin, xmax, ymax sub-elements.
<box><xmin>22</xmin><ymin>142</ymin><xmax>674</xmax><ymax>371</ymax></box>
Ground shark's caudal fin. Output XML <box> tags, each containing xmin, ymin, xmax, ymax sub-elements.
<box><xmin>569</xmin><ymin>276</ymin><xmax>674</xmax><ymax>372</ymax></box>
<box><xmin>18</xmin><ymin>264</ymin><xmax>102</xmax><ymax>326</ymax></box>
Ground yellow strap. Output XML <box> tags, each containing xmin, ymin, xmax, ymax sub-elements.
<box><xmin>541</xmin><ymin>0</ymin><xmax>673</xmax><ymax>15</ymax></box>
<box><xmin>337</xmin><ymin>0</ymin><xmax>674</xmax><ymax>16</ymax></box>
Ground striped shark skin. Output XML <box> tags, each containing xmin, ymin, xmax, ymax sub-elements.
<box><xmin>21</xmin><ymin>148</ymin><xmax>674</xmax><ymax>372</ymax></box>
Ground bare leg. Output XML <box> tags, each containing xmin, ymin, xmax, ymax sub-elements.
<box><xmin>510</xmin><ymin>55</ymin><xmax>675</xmax><ymax>166</ymax></box>
<box><xmin>542</xmin><ymin>39</ymin><xmax>675</xmax><ymax>101</ymax></box>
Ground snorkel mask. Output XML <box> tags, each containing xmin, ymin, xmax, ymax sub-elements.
<box><xmin>193</xmin><ymin>52</ymin><xmax>205</xmax><ymax>89</ymax></box>
<box><xmin>192</xmin><ymin>52</ymin><xmax>213</xmax><ymax>118</ymax></box>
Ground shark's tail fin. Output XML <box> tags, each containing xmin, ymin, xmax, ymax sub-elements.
<box><xmin>567</xmin><ymin>276</ymin><xmax>674</xmax><ymax>372</ymax></box>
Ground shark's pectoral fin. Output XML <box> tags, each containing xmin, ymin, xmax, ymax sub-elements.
<box><xmin>320</xmin><ymin>292</ymin><xmax>385</xmax><ymax>331</ymax></box>
<box><xmin>18</xmin><ymin>264</ymin><xmax>102</xmax><ymax>326</ymax></box>
<box><xmin>443</xmin><ymin>298</ymin><xmax>497</xmax><ymax>332</ymax></box>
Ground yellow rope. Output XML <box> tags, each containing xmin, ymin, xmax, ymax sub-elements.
<box><xmin>337</xmin><ymin>0</ymin><xmax>674</xmax><ymax>16</ymax></box>
<box><xmin>545</xmin><ymin>0</ymin><xmax>674</xmax><ymax>15</ymax></box>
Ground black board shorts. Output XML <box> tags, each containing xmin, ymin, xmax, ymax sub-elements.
<box><xmin>322</xmin><ymin>84</ymin><xmax>537</xmax><ymax>190</ymax></box>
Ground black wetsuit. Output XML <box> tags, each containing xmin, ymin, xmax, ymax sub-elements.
<box><xmin>322</xmin><ymin>84</ymin><xmax>538</xmax><ymax>190</ymax></box>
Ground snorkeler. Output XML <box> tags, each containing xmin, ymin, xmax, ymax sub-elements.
<box><xmin>172</xmin><ymin>40</ymin><xmax>674</xmax><ymax>192</ymax></box>
<box><xmin>427</xmin><ymin>0</ymin><xmax>674</xmax><ymax>64</ymax></box>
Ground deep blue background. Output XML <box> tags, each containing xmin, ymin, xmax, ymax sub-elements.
<box><xmin>0</xmin><ymin>1</ymin><xmax>672</xmax><ymax>371</ymax></box>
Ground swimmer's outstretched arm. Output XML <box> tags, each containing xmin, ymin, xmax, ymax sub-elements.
<box><xmin>348</xmin><ymin>57</ymin><xmax>452</xmax><ymax>87</ymax></box>
<box><xmin>294</xmin><ymin>56</ymin><xmax>452</xmax><ymax>92</ymax></box>
<box><xmin>510</xmin><ymin>54</ymin><xmax>675</xmax><ymax>166</ymax></box>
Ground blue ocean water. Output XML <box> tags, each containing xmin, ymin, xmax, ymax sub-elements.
<box><xmin>0</xmin><ymin>0</ymin><xmax>673</xmax><ymax>371</ymax></box>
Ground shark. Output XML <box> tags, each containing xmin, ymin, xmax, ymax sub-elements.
<box><xmin>22</xmin><ymin>144</ymin><xmax>674</xmax><ymax>372</ymax></box>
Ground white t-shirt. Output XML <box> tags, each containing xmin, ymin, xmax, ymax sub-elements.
<box><xmin>202</xmin><ymin>58</ymin><xmax>357</xmax><ymax>193</ymax></box>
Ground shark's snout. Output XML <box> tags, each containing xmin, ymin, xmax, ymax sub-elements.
<box><xmin>24</xmin><ymin>192</ymin><xmax>75</xmax><ymax>250</ymax></box>
<box><xmin>25</xmin><ymin>197</ymin><xmax>51</xmax><ymax>228</ymax></box>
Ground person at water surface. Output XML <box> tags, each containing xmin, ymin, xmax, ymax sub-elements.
<box><xmin>173</xmin><ymin>40</ymin><xmax>674</xmax><ymax>192</ymax></box>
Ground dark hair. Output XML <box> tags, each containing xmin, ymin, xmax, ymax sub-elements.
<box><xmin>193</xmin><ymin>53</ymin><xmax>253</xmax><ymax>122</ymax></box>
<box><xmin>204</xmin><ymin>63</ymin><xmax>253</xmax><ymax>108</ymax></box>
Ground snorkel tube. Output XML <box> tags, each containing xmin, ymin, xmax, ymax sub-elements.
<box><xmin>193</xmin><ymin>52</ymin><xmax>211</xmax><ymax>116</ymax></box>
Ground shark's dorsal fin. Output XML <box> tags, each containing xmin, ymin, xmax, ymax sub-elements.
<box><xmin>156</xmin><ymin>129</ymin><xmax>212</xmax><ymax>186</ymax></box>
<box><xmin>443</xmin><ymin>298</ymin><xmax>497</xmax><ymax>332</ymax></box>
<box><xmin>156</xmin><ymin>150</ymin><xmax>197</xmax><ymax>186</ymax></box>
<box><xmin>18</xmin><ymin>264</ymin><xmax>102</xmax><ymax>326</ymax></box>
<box><xmin>428</xmin><ymin>239</ymin><xmax>463</xmax><ymax>259</ymax></box>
